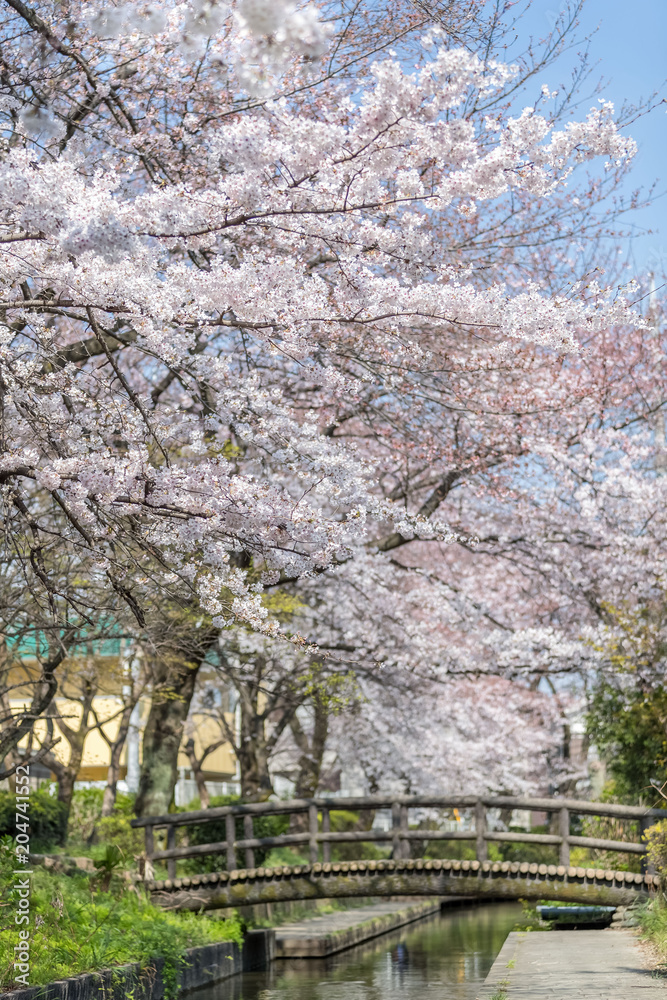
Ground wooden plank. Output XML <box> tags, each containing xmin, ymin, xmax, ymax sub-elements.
<box><xmin>399</xmin><ymin>830</ymin><xmax>476</xmax><ymax>841</ymax></box>
<box><xmin>317</xmin><ymin>830</ymin><xmax>475</xmax><ymax>844</ymax></box>
<box><xmin>484</xmin><ymin>831</ymin><xmax>562</xmax><ymax>846</ymax></box>
<box><xmin>131</xmin><ymin>794</ymin><xmax>480</xmax><ymax>828</ymax></box>
<box><xmin>568</xmin><ymin>835</ymin><xmax>645</xmax><ymax>855</ymax></box>
<box><xmin>153</xmin><ymin>839</ymin><xmax>229</xmax><ymax>862</ymax></box>
<box><xmin>153</xmin><ymin>832</ymin><xmax>311</xmax><ymax>861</ymax></box>
<box><xmin>481</xmin><ymin>796</ymin><xmax>667</xmax><ymax>821</ymax></box>
<box><xmin>138</xmin><ymin>791</ymin><xmax>664</xmax><ymax>830</ymax></box>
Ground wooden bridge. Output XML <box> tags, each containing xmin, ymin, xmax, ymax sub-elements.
<box><xmin>131</xmin><ymin>794</ymin><xmax>666</xmax><ymax>911</ymax></box>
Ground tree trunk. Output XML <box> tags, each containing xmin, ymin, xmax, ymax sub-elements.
<box><xmin>238</xmin><ymin>699</ymin><xmax>273</xmax><ymax>801</ymax></box>
<box><xmin>101</xmin><ymin>710</ymin><xmax>133</xmax><ymax>816</ymax></box>
<box><xmin>293</xmin><ymin>698</ymin><xmax>329</xmax><ymax>799</ymax></box>
<box><xmin>46</xmin><ymin>680</ymin><xmax>96</xmax><ymax>840</ymax></box>
<box><xmin>185</xmin><ymin>738</ymin><xmax>210</xmax><ymax>808</ymax></box>
<box><xmin>238</xmin><ymin>739</ymin><xmax>273</xmax><ymax>801</ymax></box>
<box><xmin>57</xmin><ymin>767</ymin><xmax>77</xmax><ymax>814</ymax></box>
<box><xmin>42</xmin><ymin>758</ymin><xmax>80</xmax><ymax>843</ymax></box>
<box><xmin>288</xmin><ymin>703</ymin><xmax>328</xmax><ymax>834</ymax></box>
<box><xmin>135</xmin><ymin>632</ymin><xmax>218</xmax><ymax>816</ymax></box>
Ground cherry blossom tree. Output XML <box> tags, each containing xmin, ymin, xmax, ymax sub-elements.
<box><xmin>330</xmin><ymin>673</ymin><xmax>567</xmax><ymax>796</ymax></box>
<box><xmin>0</xmin><ymin>0</ymin><xmax>640</xmax><ymax>621</ymax></box>
<box><xmin>0</xmin><ymin>0</ymin><xmax>656</xmax><ymax>810</ymax></box>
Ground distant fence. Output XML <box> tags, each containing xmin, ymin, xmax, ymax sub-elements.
<box><xmin>131</xmin><ymin>794</ymin><xmax>667</xmax><ymax>880</ymax></box>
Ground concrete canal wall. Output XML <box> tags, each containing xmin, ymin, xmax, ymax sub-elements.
<box><xmin>2</xmin><ymin>930</ymin><xmax>274</xmax><ymax>1000</ymax></box>
<box><xmin>274</xmin><ymin>897</ymin><xmax>460</xmax><ymax>957</ymax></box>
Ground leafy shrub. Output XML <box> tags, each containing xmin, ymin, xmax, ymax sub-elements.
<box><xmin>262</xmin><ymin>846</ymin><xmax>310</xmax><ymax>867</ymax></box>
<box><xmin>492</xmin><ymin>827</ymin><xmax>558</xmax><ymax>866</ymax></box>
<box><xmin>328</xmin><ymin>810</ymin><xmax>389</xmax><ymax>861</ymax></box>
<box><xmin>67</xmin><ymin>788</ymin><xmax>144</xmax><ymax>868</ymax></box>
<box><xmin>68</xmin><ymin>787</ymin><xmax>104</xmax><ymax>845</ymax></box>
<box><xmin>497</xmin><ymin>840</ymin><xmax>558</xmax><ymax>865</ymax></box>
<box><xmin>512</xmin><ymin>899</ymin><xmax>553</xmax><ymax>932</ymax></box>
<box><xmin>418</xmin><ymin>835</ymin><xmax>476</xmax><ymax>861</ymax></box>
<box><xmin>0</xmin><ymin>836</ymin><xmax>242</xmax><ymax>995</ymax></box>
<box><xmin>185</xmin><ymin>795</ymin><xmax>289</xmax><ymax>872</ymax></box>
<box><xmin>94</xmin><ymin>794</ymin><xmax>144</xmax><ymax>862</ymax></box>
<box><xmin>66</xmin><ymin>789</ymin><xmax>143</xmax><ymax>862</ymax></box>
<box><xmin>405</xmin><ymin>814</ymin><xmax>476</xmax><ymax>861</ymax></box>
<box><xmin>638</xmin><ymin>893</ymin><xmax>667</xmax><ymax>960</ymax></box>
<box><xmin>0</xmin><ymin>786</ymin><xmax>67</xmax><ymax>849</ymax></box>
<box><xmin>644</xmin><ymin>819</ymin><xmax>667</xmax><ymax>876</ymax></box>
<box><xmin>93</xmin><ymin>844</ymin><xmax>125</xmax><ymax>890</ymax></box>
<box><xmin>586</xmin><ymin>681</ymin><xmax>667</xmax><ymax>802</ymax></box>
<box><xmin>569</xmin><ymin>814</ymin><xmax>642</xmax><ymax>872</ymax></box>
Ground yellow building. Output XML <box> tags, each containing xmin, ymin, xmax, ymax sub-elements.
<box><xmin>7</xmin><ymin>653</ymin><xmax>239</xmax><ymax>803</ymax></box>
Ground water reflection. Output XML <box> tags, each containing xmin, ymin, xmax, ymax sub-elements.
<box><xmin>188</xmin><ymin>902</ymin><xmax>522</xmax><ymax>1000</ymax></box>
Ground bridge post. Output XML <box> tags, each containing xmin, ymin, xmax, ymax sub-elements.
<box><xmin>400</xmin><ymin>805</ymin><xmax>410</xmax><ymax>859</ymax></box>
<box><xmin>167</xmin><ymin>825</ymin><xmax>176</xmax><ymax>880</ymax></box>
<box><xmin>321</xmin><ymin>808</ymin><xmax>331</xmax><ymax>863</ymax></box>
<box><xmin>309</xmin><ymin>804</ymin><xmax>319</xmax><ymax>864</ymax></box>
<box><xmin>475</xmin><ymin>800</ymin><xmax>488</xmax><ymax>861</ymax></box>
<box><xmin>559</xmin><ymin>806</ymin><xmax>570</xmax><ymax>866</ymax></box>
<box><xmin>226</xmin><ymin>812</ymin><xmax>236</xmax><ymax>871</ymax></box>
<box><xmin>391</xmin><ymin>801</ymin><xmax>402</xmax><ymax>859</ymax></box>
<box><xmin>144</xmin><ymin>826</ymin><xmax>154</xmax><ymax>881</ymax></box>
<box><xmin>244</xmin><ymin>814</ymin><xmax>255</xmax><ymax>868</ymax></box>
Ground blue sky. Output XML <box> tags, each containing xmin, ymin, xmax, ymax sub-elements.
<box><xmin>517</xmin><ymin>1</ymin><xmax>667</xmax><ymax>280</ymax></box>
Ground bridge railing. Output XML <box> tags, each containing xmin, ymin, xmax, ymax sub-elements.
<box><xmin>130</xmin><ymin>794</ymin><xmax>667</xmax><ymax>880</ymax></box>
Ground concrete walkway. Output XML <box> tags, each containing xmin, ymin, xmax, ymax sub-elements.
<box><xmin>274</xmin><ymin>898</ymin><xmax>446</xmax><ymax>958</ymax></box>
<box><xmin>478</xmin><ymin>929</ymin><xmax>667</xmax><ymax>999</ymax></box>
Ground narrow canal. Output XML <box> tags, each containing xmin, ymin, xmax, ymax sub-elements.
<box><xmin>189</xmin><ymin>902</ymin><xmax>522</xmax><ymax>1000</ymax></box>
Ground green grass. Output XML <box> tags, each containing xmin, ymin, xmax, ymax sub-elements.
<box><xmin>638</xmin><ymin>896</ymin><xmax>667</xmax><ymax>962</ymax></box>
<box><xmin>262</xmin><ymin>846</ymin><xmax>311</xmax><ymax>867</ymax></box>
<box><xmin>0</xmin><ymin>838</ymin><xmax>242</xmax><ymax>996</ymax></box>
<box><xmin>490</xmin><ymin>978</ymin><xmax>510</xmax><ymax>1000</ymax></box>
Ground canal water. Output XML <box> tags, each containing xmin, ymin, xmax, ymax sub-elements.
<box><xmin>189</xmin><ymin>902</ymin><xmax>522</xmax><ymax>1000</ymax></box>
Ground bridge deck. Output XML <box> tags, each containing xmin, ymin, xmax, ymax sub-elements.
<box><xmin>148</xmin><ymin>858</ymin><xmax>658</xmax><ymax>911</ymax></box>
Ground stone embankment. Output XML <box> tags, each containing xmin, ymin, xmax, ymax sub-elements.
<box><xmin>274</xmin><ymin>898</ymin><xmax>449</xmax><ymax>957</ymax></box>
